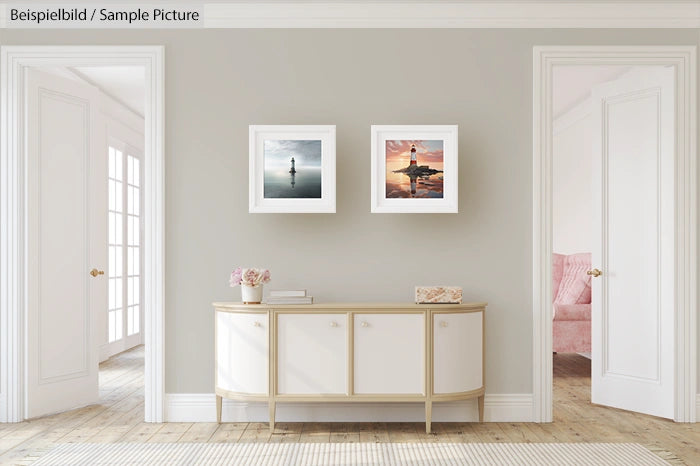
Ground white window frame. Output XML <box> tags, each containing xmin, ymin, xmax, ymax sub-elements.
<box><xmin>105</xmin><ymin>136</ymin><xmax>144</xmax><ymax>357</ymax></box>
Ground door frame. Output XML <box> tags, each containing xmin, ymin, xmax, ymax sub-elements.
<box><xmin>532</xmin><ymin>45</ymin><xmax>697</xmax><ymax>423</ymax></box>
<box><xmin>0</xmin><ymin>46</ymin><xmax>165</xmax><ymax>423</ymax></box>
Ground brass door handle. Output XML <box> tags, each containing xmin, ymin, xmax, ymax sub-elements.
<box><xmin>90</xmin><ymin>268</ymin><xmax>105</xmax><ymax>277</ymax></box>
<box><xmin>587</xmin><ymin>268</ymin><xmax>602</xmax><ymax>277</ymax></box>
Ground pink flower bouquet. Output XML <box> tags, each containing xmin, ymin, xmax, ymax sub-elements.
<box><xmin>229</xmin><ymin>267</ymin><xmax>271</xmax><ymax>288</ymax></box>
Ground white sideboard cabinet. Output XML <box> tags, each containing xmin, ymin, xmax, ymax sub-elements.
<box><xmin>213</xmin><ymin>302</ymin><xmax>486</xmax><ymax>433</ymax></box>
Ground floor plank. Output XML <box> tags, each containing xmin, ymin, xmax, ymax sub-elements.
<box><xmin>2</xmin><ymin>348</ymin><xmax>699</xmax><ymax>465</ymax></box>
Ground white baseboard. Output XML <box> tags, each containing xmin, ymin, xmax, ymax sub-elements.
<box><xmin>165</xmin><ymin>393</ymin><xmax>534</xmax><ymax>423</ymax></box>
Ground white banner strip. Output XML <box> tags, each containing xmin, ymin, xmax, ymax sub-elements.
<box><xmin>1</xmin><ymin>2</ymin><xmax>700</xmax><ymax>29</ymax></box>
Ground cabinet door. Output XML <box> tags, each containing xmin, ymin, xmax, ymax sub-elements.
<box><xmin>354</xmin><ymin>313</ymin><xmax>424</xmax><ymax>394</ymax></box>
<box><xmin>433</xmin><ymin>311</ymin><xmax>482</xmax><ymax>394</ymax></box>
<box><xmin>277</xmin><ymin>313</ymin><xmax>347</xmax><ymax>394</ymax></box>
<box><xmin>216</xmin><ymin>311</ymin><xmax>268</xmax><ymax>394</ymax></box>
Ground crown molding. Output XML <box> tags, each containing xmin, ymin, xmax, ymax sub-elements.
<box><xmin>202</xmin><ymin>2</ymin><xmax>700</xmax><ymax>29</ymax></box>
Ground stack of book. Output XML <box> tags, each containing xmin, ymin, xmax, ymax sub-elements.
<box><xmin>264</xmin><ymin>290</ymin><xmax>314</xmax><ymax>305</ymax></box>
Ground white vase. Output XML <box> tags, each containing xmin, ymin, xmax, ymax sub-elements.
<box><xmin>241</xmin><ymin>285</ymin><xmax>263</xmax><ymax>304</ymax></box>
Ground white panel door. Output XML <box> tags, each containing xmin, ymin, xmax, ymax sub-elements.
<box><xmin>590</xmin><ymin>66</ymin><xmax>674</xmax><ymax>418</ymax></box>
<box><xmin>277</xmin><ymin>314</ymin><xmax>346</xmax><ymax>394</ymax></box>
<box><xmin>26</xmin><ymin>69</ymin><xmax>103</xmax><ymax>418</ymax></box>
<box><xmin>433</xmin><ymin>312</ymin><xmax>482</xmax><ymax>394</ymax></box>
<box><xmin>354</xmin><ymin>313</ymin><xmax>424</xmax><ymax>394</ymax></box>
<box><xmin>216</xmin><ymin>312</ymin><xmax>268</xmax><ymax>394</ymax></box>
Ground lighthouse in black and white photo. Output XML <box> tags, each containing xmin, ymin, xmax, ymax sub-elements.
<box><xmin>263</xmin><ymin>140</ymin><xmax>322</xmax><ymax>199</ymax></box>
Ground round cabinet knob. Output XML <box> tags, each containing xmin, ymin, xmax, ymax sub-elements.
<box><xmin>253</xmin><ymin>321</ymin><xmax>261</xmax><ymax>327</ymax></box>
<box><xmin>361</xmin><ymin>321</ymin><xmax>369</xmax><ymax>328</ymax></box>
<box><xmin>329</xmin><ymin>321</ymin><xmax>338</xmax><ymax>328</ymax></box>
<box><xmin>440</xmin><ymin>321</ymin><xmax>448</xmax><ymax>328</ymax></box>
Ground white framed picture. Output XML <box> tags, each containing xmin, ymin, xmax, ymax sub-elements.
<box><xmin>371</xmin><ymin>125</ymin><xmax>458</xmax><ymax>213</ymax></box>
<box><xmin>249</xmin><ymin>125</ymin><xmax>336</xmax><ymax>213</ymax></box>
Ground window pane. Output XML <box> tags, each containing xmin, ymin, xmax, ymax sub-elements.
<box><xmin>128</xmin><ymin>277</ymin><xmax>134</xmax><ymax>306</ymax></box>
<box><xmin>127</xmin><ymin>307</ymin><xmax>133</xmax><ymax>336</ymax></box>
<box><xmin>109</xmin><ymin>278</ymin><xmax>115</xmax><ymax>310</ymax></box>
<box><xmin>116</xmin><ymin>309</ymin><xmax>123</xmax><ymax>341</ymax></box>
<box><xmin>133</xmin><ymin>306</ymin><xmax>139</xmax><ymax>333</ymax></box>
<box><xmin>127</xmin><ymin>186</ymin><xmax>134</xmax><ymax>215</ymax></box>
<box><xmin>133</xmin><ymin>218</ymin><xmax>139</xmax><ymax>245</ymax></box>
<box><xmin>132</xmin><ymin>246</ymin><xmax>140</xmax><ymax>276</ymax></box>
<box><xmin>127</xmin><ymin>216</ymin><xmax>135</xmax><ymax>246</ymax></box>
<box><xmin>128</xmin><ymin>156</ymin><xmax>134</xmax><ymax>185</ymax></box>
<box><xmin>115</xmin><ymin>150</ymin><xmax>123</xmax><ymax>181</ymax></box>
<box><xmin>115</xmin><ymin>277</ymin><xmax>122</xmax><ymax>309</ymax></box>
<box><xmin>115</xmin><ymin>214</ymin><xmax>123</xmax><ymax>245</ymax></box>
<box><xmin>133</xmin><ymin>188</ymin><xmax>139</xmax><ymax>216</ymax></box>
<box><xmin>114</xmin><ymin>246</ymin><xmax>122</xmax><ymax>279</ymax></box>
<box><xmin>109</xmin><ymin>246</ymin><xmax>115</xmax><ymax>277</ymax></box>
<box><xmin>108</xmin><ymin>212</ymin><xmax>115</xmax><ymax>245</ymax></box>
<box><xmin>109</xmin><ymin>147</ymin><xmax>115</xmax><ymax>179</ymax></box>
<box><xmin>127</xmin><ymin>247</ymin><xmax>133</xmax><ymax>276</ymax></box>
<box><xmin>108</xmin><ymin>179</ymin><xmax>115</xmax><ymax>211</ymax></box>
<box><xmin>115</xmin><ymin>181</ymin><xmax>123</xmax><ymax>213</ymax></box>
<box><xmin>133</xmin><ymin>158</ymin><xmax>140</xmax><ymax>187</ymax></box>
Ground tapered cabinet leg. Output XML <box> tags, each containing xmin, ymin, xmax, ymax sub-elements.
<box><xmin>478</xmin><ymin>395</ymin><xmax>484</xmax><ymax>422</ymax></box>
<box><xmin>425</xmin><ymin>400</ymin><xmax>432</xmax><ymax>434</ymax></box>
<box><xmin>269</xmin><ymin>400</ymin><xmax>276</xmax><ymax>431</ymax></box>
<box><xmin>216</xmin><ymin>395</ymin><xmax>222</xmax><ymax>423</ymax></box>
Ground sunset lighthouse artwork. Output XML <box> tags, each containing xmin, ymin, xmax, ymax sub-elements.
<box><xmin>385</xmin><ymin>140</ymin><xmax>444</xmax><ymax>199</ymax></box>
<box><xmin>371</xmin><ymin>125</ymin><xmax>457</xmax><ymax>213</ymax></box>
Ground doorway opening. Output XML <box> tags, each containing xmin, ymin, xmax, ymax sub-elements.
<box><xmin>0</xmin><ymin>46</ymin><xmax>164</xmax><ymax>423</ymax></box>
<box><xmin>27</xmin><ymin>64</ymin><xmax>146</xmax><ymax>419</ymax></box>
<box><xmin>532</xmin><ymin>46</ymin><xmax>697</xmax><ymax>423</ymax></box>
<box><xmin>551</xmin><ymin>65</ymin><xmax>636</xmax><ymax>416</ymax></box>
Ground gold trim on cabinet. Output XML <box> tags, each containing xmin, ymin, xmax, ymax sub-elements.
<box><xmin>350</xmin><ymin>313</ymin><xmax>359</xmax><ymax>395</ymax></box>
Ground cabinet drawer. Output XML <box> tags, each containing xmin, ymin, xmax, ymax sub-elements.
<box><xmin>354</xmin><ymin>313</ymin><xmax>424</xmax><ymax>395</ymax></box>
<box><xmin>277</xmin><ymin>313</ymin><xmax>346</xmax><ymax>395</ymax></box>
<box><xmin>216</xmin><ymin>312</ymin><xmax>268</xmax><ymax>395</ymax></box>
<box><xmin>433</xmin><ymin>311</ymin><xmax>482</xmax><ymax>394</ymax></box>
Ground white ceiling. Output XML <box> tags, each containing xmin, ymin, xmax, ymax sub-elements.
<box><xmin>552</xmin><ymin>65</ymin><xmax>632</xmax><ymax>118</ymax></box>
<box><xmin>71</xmin><ymin>66</ymin><xmax>145</xmax><ymax>117</ymax></box>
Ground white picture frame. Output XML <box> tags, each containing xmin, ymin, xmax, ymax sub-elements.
<box><xmin>371</xmin><ymin>125</ymin><xmax>458</xmax><ymax>213</ymax></box>
<box><xmin>249</xmin><ymin>125</ymin><xmax>336</xmax><ymax>213</ymax></box>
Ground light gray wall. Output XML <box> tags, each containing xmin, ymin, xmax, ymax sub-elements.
<box><xmin>2</xmin><ymin>29</ymin><xmax>698</xmax><ymax>396</ymax></box>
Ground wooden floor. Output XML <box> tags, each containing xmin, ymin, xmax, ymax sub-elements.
<box><xmin>1</xmin><ymin>348</ymin><xmax>698</xmax><ymax>464</ymax></box>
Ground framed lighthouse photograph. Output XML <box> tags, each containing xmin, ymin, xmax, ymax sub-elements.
<box><xmin>249</xmin><ymin>125</ymin><xmax>336</xmax><ymax>213</ymax></box>
<box><xmin>371</xmin><ymin>125</ymin><xmax>458</xmax><ymax>213</ymax></box>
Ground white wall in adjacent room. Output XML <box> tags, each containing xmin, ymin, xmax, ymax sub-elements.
<box><xmin>553</xmin><ymin>102</ymin><xmax>593</xmax><ymax>256</ymax></box>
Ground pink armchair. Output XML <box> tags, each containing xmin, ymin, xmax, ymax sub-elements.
<box><xmin>552</xmin><ymin>253</ymin><xmax>591</xmax><ymax>353</ymax></box>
